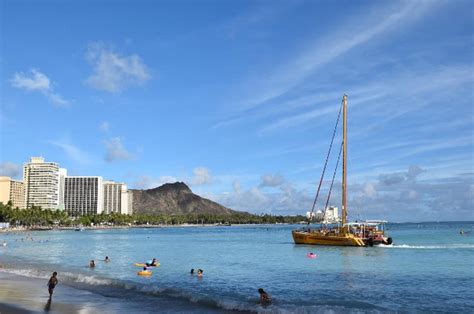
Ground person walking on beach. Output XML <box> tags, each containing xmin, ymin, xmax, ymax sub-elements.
<box><xmin>47</xmin><ymin>272</ymin><xmax>58</xmax><ymax>297</ymax></box>
<box><xmin>258</xmin><ymin>288</ymin><xmax>272</xmax><ymax>305</ymax></box>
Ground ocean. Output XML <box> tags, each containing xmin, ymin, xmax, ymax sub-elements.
<box><xmin>1</xmin><ymin>222</ymin><xmax>473</xmax><ymax>313</ymax></box>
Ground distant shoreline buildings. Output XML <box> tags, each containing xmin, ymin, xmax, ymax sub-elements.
<box><xmin>0</xmin><ymin>157</ymin><xmax>133</xmax><ymax>216</ymax></box>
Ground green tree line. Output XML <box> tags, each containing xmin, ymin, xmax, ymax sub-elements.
<box><xmin>0</xmin><ymin>202</ymin><xmax>306</xmax><ymax>227</ymax></box>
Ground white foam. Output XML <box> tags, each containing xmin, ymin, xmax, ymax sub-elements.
<box><xmin>377</xmin><ymin>243</ymin><xmax>474</xmax><ymax>249</ymax></box>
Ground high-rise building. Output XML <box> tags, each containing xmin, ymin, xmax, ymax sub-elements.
<box><xmin>58</xmin><ymin>168</ymin><xmax>67</xmax><ymax>211</ymax></box>
<box><xmin>23</xmin><ymin>157</ymin><xmax>60</xmax><ymax>209</ymax></box>
<box><xmin>64</xmin><ymin>176</ymin><xmax>103</xmax><ymax>216</ymax></box>
<box><xmin>103</xmin><ymin>181</ymin><xmax>132</xmax><ymax>215</ymax></box>
<box><xmin>0</xmin><ymin>176</ymin><xmax>25</xmax><ymax>209</ymax></box>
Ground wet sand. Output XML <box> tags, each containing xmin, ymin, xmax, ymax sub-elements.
<box><xmin>0</xmin><ymin>271</ymin><xmax>242</xmax><ymax>313</ymax></box>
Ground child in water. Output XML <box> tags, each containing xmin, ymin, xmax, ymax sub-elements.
<box><xmin>47</xmin><ymin>272</ymin><xmax>58</xmax><ymax>297</ymax></box>
<box><xmin>258</xmin><ymin>288</ymin><xmax>272</xmax><ymax>305</ymax></box>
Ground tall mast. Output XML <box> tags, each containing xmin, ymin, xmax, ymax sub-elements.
<box><xmin>342</xmin><ymin>95</ymin><xmax>347</xmax><ymax>227</ymax></box>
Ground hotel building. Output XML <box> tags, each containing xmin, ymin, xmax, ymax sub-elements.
<box><xmin>103</xmin><ymin>181</ymin><xmax>133</xmax><ymax>215</ymax></box>
<box><xmin>64</xmin><ymin>176</ymin><xmax>104</xmax><ymax>216</ymax></box>
<box><xmin>0</xmin><ymin>176</ymin><xmax>25</xmax><ymax>209</ymax></box>
<box><xmin>23</xmin><ymin>157</ymin><xmax>60</xmax><ymax>209</ymax></box>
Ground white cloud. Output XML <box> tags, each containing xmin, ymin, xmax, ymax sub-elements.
<box><xmin>192</xmin><ymin>167</ymin><xmax>212</xmax><ymax>185</ymax></box>
<box><xmin>233</xmin><ymin>180</ymin><xmax>241</xmax><ymax>193</ymax></box>
<box><xmin>0</xmin><ymin>162</ymin><xmax>22</xmax><ymax>179</ymax></box>
<box><xmin>133</xmin><ymin>175</ymin><xmax>178</xmax><ymax>189</ymax></box>
<box><xmin>259</xmin><ymin>174</ymin><xmax>284</xmax><ymax>187</ymax></box>
<box><xmin>10</xmin><ymin>69</ymin><xmax>69</xmax><ymax>107</ymax></box>
<box><xmin>85</xmin><ymin>42</ymin><xmax>151</xmax><ymax>93</ymax></box>
<box><xmin>100</xmin><ymin>121</ymin><xmax>110</xmax><ymax>132</ymax></box>
<box><xmin>363</xmin><ymin>182</ymin><xmax>377</xmax><ymax>198</ymax></box>
<box><xmin>10</xmin><ymin>69</ymin><xmax>50</xmax><ymax>91</ymax></box>
<box><xmin>104</xmin><ymin>137</ymin><xmax>134</xmax><ymax>162</ymax></box>
<box><xmin>49</xmin><ymin>140</ymin><xmax>94</xmax><ymax>165</ymax></box>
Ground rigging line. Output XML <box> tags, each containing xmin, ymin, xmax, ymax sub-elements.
<box><xmin>323</xmin><ymin>141</ymin><xmax>343</xmax><ymax>216</ymax></box>
<box><xmin>308</xmin><ymin>99</ymin><xmax>343</xmax><ymax>224</ymax></box>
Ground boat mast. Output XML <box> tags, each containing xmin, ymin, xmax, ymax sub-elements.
<box><xmin>342</xmin><ymin>95</ymin><xmax>347</xmax><ymax>227</ymax></box>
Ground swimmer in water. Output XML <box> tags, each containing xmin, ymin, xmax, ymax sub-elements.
<box><xmin>104</xmin><ymin>256</ymin><xmax>110</xmax><ymax>262</ymax></box>
<box><xmin>258</xmin><ymin>288</ymin><xmax>272</xmax><ymax>305</ymax></box>
<box><xmin>89</xmin><ymin>260</ymin><xmax>95</xmax><ymax>268</ymax></box>
<box><xmin>190</xmin><ymin>268</ymin><xmax>194</xmax><ymax>275</ymax></box>
<box><xmin>197</xmin><ymin>269</ymin><xmax>203</xmax><ymax>278</ymax></box>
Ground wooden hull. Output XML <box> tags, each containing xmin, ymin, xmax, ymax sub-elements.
<box><xmin>292</xmin><ymin>230</ymin><xmax>366</xmax><ymax>247</ymax></box>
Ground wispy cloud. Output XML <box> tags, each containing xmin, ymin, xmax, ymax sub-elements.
<box><xmin>0</xmin><ymin>162</ymin><xmax>22</xmax><ymax>178</ymax></box>
<box><xmin>235</xmin><ymin>1</ymin><xmax>435</xmax><ymax>111</ymax></box>
<box><xmin>133</xmin><ymin>175</ymin><xmax>178</xmax><ymax>189</ymax></box>
<box><xmin>49</xmin><ymin>140</ymin><xmax>94</xmax><ymax>165</ymax></box>
<box><xmin>104</xmin><ymin>137</ymin><xmax>134</xmax><ymax>162</ymax></box>
<box><xmin>85</xmin><ymin>42</ymin><xmax>151</xmax><ymax>93</ymax></box>
<box><xmin>259</xmin><ymin>173</ymin><xmax>284</xmax><ymax>187</ymax></box>
<box><xmin>192</xmin><ymin>167</ymin><xmax>212</xmax><ymax>185</ymax></box>
<box><xmin>10</xmin><ymin>69</ymin><xmax>70</xmax><ymax>107</ymax></box>
<box><xmin>99</xmin><ymin>121</ymin><xmax>110</xmax><ymax>132</ymax></box>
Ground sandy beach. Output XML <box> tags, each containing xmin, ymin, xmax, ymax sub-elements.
<box><xmin>0</xmin><ymin>270</ymin><xmax>242</xmax><ymax>313</ymax></box>
<box><xmin>0</xmin><ymin>271</ymin><xmax>139</xmax><ymax>313</ymax></box>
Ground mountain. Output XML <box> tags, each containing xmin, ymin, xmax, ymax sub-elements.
<box><xmin>131</xmin><ymin>182</ymin><xmax>238</xmax><ymax>215</ymax></box>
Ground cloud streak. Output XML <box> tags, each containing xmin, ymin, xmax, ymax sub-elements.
<box><xmin>10</xmin><ymin>69</ymin><xmax>70</xmax><ymax>106</ymax></box>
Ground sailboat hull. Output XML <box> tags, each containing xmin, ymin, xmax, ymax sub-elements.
<box><xmin>292</xmin><ymin>230</ymin><xmax>366</xmax><ymax>247</ymax></box>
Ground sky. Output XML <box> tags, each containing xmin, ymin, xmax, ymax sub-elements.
<box><xmin>1</xmin><ymin>0</ymin><xmax>473</xmax><ymax>222</ymax></box>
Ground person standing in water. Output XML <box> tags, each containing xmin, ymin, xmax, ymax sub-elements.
<box><xmin>89</xmin><ymin>260</ymin><xmax>95</xmax><ymax>268</ymax></box>
<box><xmin>258</xmin><ymin>288</ymin><xmax>272</xmax><ymax>305</ymax></box>
<box><xmin>47</xmin><ymin>272</ymin><xmax>58</xmax><ymax>297</ymax></box>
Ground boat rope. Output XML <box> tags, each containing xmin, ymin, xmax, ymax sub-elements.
<box><xmin>307</xmin><ymin>99</ymin><xmax>343</xmax><ymax>224</ymax></box>
<box><xmin>323</xmin><ymin>141</ymin><xmax>343</xmax><ymax>215</ymax></box>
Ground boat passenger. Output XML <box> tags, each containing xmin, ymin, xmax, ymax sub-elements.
<box><xmin>89</xmin><ymin>260</ymin><xmax>95</xmax><ymax>268</ymax></box>
<box><xmin>258</xmin><ymin>288</ymin><xmax>272</xmax><ymax>305</ymax></box>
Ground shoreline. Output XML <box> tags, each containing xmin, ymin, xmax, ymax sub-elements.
<box><xmin>0</xmin><ymin>270</ymin><xmax>241</xmax><ymax>313</ymax></box>
<box><xmin>0</xmin><ymin>223</ymin><xmax>293</xmax><ymax>233</ymax></box>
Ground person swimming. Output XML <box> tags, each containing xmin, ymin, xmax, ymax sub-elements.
<box><xmin>47</xmin><ymin>272</ymin><xmax>58</xmax><ymax>297</ymax></box>
<box><xmin>258</xmin><ymin>288</ymin><xmax>272</xmax><ymax>305</ymax></box>
<box><xmin>197</xmin><ymin>269</ymin><xmax>203</xmax><ymax>277</ymax></box>
<box><xmin>89</xmin><ymin>260</ymin><xmax>95</xmax><ymax>268</ymax></box>
<box><xmin>146</xmin><ymin>258</ymin><xmax>158</xmax><ymax>267</ymax></box>
<box><xmin>190</xmin><ymin>268</ymin><xmax>194</xmax><ymax>275</ymax></box>
<box><xmin>104</xmin><ymin>256</ymin><xmax>110</xmax><ymax>262</ymax></box>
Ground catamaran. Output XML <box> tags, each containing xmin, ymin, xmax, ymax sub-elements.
<box><xmin>292</xmin><ymin>95</ymin><xmax>392</xmax><ymax>247</ymax></box>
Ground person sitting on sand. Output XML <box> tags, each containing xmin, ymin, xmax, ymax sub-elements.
<box><xmin>197</xmin><ymin>269</ymin><xmax>203</xmax><ymax>278</ymax></box>
<box><xmin>258</xmin><ymin>288</ymin><xmax>272</xmax><ymax>305</ymax></box>
<box><xmin>190</xmin><ymin>268</ymin><xmax>194</xmax><ymax>275</ymax></box>
<box><xmin>146</xmin><ymin>258</ymin><xmax>158</xmax><ymax>267</ymax></box>
<box><xmin>89</xmin><ymin>260</ymin><xmax>95</xmax><ymax>268</ymax></box>
<box><xmin>47</xmin><ymin>272</ymin><xmax>58</xmax><ymax>297</ymax></box>
<box><xmin>104</xmin><ymin>256</ymin><xmax>110</xmax><ymax>262</ymax></box>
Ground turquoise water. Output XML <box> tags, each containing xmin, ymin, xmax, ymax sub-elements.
<box><xmin>1</xmin><ymin>222</ymin><xmax>473</xmax><ymax>313</ymax></box>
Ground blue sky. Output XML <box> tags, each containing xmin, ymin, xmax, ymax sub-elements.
<box><xmin>1</xmin><ymin>0</ymin><xmax>473</xmax><ymax>221</ymax></box>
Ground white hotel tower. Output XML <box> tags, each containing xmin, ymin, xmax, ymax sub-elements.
<box><xmin>23</xmin><ymin>157</ymin><xmax>66</xmax><ymax>210</ymax></box>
